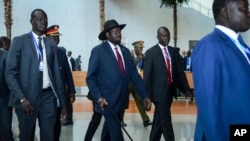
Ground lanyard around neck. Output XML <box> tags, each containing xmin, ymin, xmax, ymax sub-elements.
<box><xmin>30</xmin><ymin>32</ymin><xmax>43</xmax><ymax>60</ymax></box>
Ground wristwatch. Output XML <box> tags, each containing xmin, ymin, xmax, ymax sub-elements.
<box><xmin>20</xmin><ymin>97</ymin><xmax>26</xmax><ymax>103</ymax></box>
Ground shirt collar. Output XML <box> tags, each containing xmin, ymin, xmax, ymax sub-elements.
<box><xmin>215</xmin><ymin>25</ymin><xmax>239</xmax><ymax>40</ymax></box>
<box><xmin>31</xmin><ymin>31</ymin><xmax>45</xmax><ymax>40</ymax></box>
<box><xmin>158</xmin><ymin>43</ymin><xmax>167</xmax><ymax>50</ymax></box>
<box><xmin>107</xmin><ymin>41</ymin><xmax>120</xmax><ymax>49</ymax></box>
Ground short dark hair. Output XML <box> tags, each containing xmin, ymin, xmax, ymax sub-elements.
<box><xmin>0</xmin><ymin>36</ymin><xmax>10</xmax><ymax>47</ymax></box>
<box><xmin>212</xmin><ymin>0</ymin><xmax>234</xmax><ymax>18</ymax></box>
<box><xmin>157</xmin><ymin>26</ymin><xmax>169</xmax><ymax>35</ymax></box>
<box><xmin>30</xmin><ymin>9</ymin><xmax>47</xmax><ymax>20</ymax></box>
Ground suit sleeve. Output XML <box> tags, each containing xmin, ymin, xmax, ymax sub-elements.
<box><xmin>192</xmin><ymin>40</ymin><xmax>223</xmax><ymax>141</ymax></box>
<box><xmin>50</xmin><ymin>44</ymin><xmax>67</xmax><ymax>108</ymax></box>
<box><xmin>86</xmin><ymin>48</ymin><xmax>102</xmax><ymax>102</ymax></box>
<box><xmin>62</xmin><ymin>53</ymin><xmax>76</xmax><ymax>94</ymax></box>
<box><xmin>172</xmin><ymin>48</ymin><xmax>190</xmax><ymax>93</ymax></box>
<box><xmin>5</xmin><ymin>37</ymin><xmax>24</xmax><ymax>102</ymax></box>
<box><xmin>143</xmin><ymin>50</ymin><xmax>153</xmax><ymax>100</ymax></box>
<box><xmin>0</xmin><ymin>50</ymin><xmax>10</xmax><ymax>104</ymax></box>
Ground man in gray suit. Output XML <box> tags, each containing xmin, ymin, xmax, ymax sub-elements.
<box><xmin>5</xmin><ymin>9</ymin><xmax>66</xmax><ymax>141</ymax></box>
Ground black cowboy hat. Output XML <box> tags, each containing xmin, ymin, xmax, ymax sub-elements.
<box><xmin>98</xmin><ymin>19</ymin><xmax>126</xmax><ymax>40</ymax></box>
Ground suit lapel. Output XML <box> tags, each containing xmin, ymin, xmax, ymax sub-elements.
<box><xmin>168</xmin><ymin>46</ymin><xmax>173</xmax><ymax>58</ymax></box>
<box><xmin>103</xmin><ymin>42</ymin><xmax>124</xmax><ymax>75</ymax></box>
<box><xmin>27</xmin><ymin>33</ymin><xmax>40</xmax><ymax>62</ymax></box>
<box><xmin>156</xmin><ymin>44</ymin><xmax>166</xmax><ymax>64</ymax></box>
<box><xmin>104</xmin><ymin>42</ymin><xmax>128</xmax><ymax>76</ymax></box>
<box><xmin>43</xmin><ymin>37</ymin><xmax>51</xmax><ymax>63</ymax></box>
<box><xmin>120</xmin><ymin>45</ymin><xmax>128</xmax><ymax>72</ymax></box>
<box><xmin>103</xmin><ymin>41</ymin><xmax>118</xmax><ymax>63</ymax></box>
<box><xmin>168</xmin><ymin>46</ymin><xmax>175</xmax><ymax>68</ymax></box>
<box><xmin>215</xmin><ymin>29</ymin><xmax>250</xmax><ymax>68</ymax></box>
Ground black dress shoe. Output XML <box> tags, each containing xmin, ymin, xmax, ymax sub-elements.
<box><xmin>143</xmin><ymin>120</ymin><xmax>152</xmax><ymax>127</ymax></box>
<box><xmin>62</xmin><ymin>120</ymin><xmax>73</xmax><ymax>126</ymax></box>
<box><xmin>121</xmin><ymin>121</ymin><xmax>127</xmax><ymax>126</ymax></box>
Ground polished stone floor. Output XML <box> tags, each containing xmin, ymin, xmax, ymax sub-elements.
<box><xmin>12</xmin><ymin>97</ymin><xmax>196</xmax><ymax>141</ymax></box>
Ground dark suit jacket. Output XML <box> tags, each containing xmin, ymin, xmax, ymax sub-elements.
<box><xmin>5</xmin><ymin>32</ymin><xmax>66</xmax><ymax>109</ymax></box>
<box><xmin>192</xmin><ymin>28</ymin><xmax>250</xmax><ymax>141</ymax></box>
<box><xmin>143</xmin><ymin>44</ymin><xmax>189</xmax><ymax>102</ymax></box>
<box><xmin>69</xmin><ymin>57</ymin><xmax>76</xmax><ymax>71</ymax></box>
<box><xmin>86</xmin><ymin>41</ymin><xmax>148</xmax><ymax>113</ymax></box>
<box><xmin>0</xmin><ymin>49</ymin><xmax>10</xmax><ymax>106</ymax></box>
<box><xmin>57</xmin><ymin>48</ymin><xmax>76</xmax><ymax>94</ymax></box>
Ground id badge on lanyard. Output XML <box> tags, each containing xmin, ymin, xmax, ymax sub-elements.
<box><xmin>39</xmin><ymin>61</ymin><xmax>44</xmax><ymax>71</ymax></box>
<box><xmin>30</xmin><ymin>32</ymin><xmax>44</xmax><ymax>72</ymax></box>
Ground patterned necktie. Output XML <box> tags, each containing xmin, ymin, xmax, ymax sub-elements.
<box><xmin>163</xmin><ymin>47</ymin><xmax>172</xmax><ymax>85</ymax></box>
<box><xmin>238</xmin><ymin>35</ymin><xmax>250</xmax><ymax>61</ymax></box>
<box><xmin>115</xmin><ymin>47</ymin><xmax>125</xmax><ymax>76</ymax></box>
<box><xmin>38</xmin><ymin>36</ymin><xmax>43</xmax><ymax>61</ymax></box>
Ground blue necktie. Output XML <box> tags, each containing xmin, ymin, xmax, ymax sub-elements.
<box><xmin>238</xmin><ymin>35</ymin><xmax>250</xmax><ymax>60</ymax></box>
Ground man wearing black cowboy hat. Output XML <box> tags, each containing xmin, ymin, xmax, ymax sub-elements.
<box><xmin>86</xmin><ymin>19</ymin><xmax>151</xmax><ymax>141</ymax></box>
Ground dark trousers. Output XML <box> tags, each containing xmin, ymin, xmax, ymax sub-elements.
<box><xmin>0</xmin><ymin>99</ymin><xmax>14</xmax><ymax>141</ymax></box>
<box><xmin>84</xmin><ymin>101</ymin><xmax>102</xmax><ymax>141</ymax></box>
<box><xmin>84</xmin><ymin>111</ymin><xmax>102</xmax><ymax>141</ymax></box>
<box><xmin>54</xmin><ymin>108</ymin><xmax>62</xmax><ymax>141</ymax></box>
<box><xmin>101</xmin><ymin>108</ymin><xmax>124</xmax><ymax>141</ymax></box>
<box><xmin>65</xmin><ymin>91</ymin><xmax>73</xmax><ymax>121</ymax></box>
<box><xmin>121</xmin><ymin>89</ymin><xmax>150</xmax><ymax>122</ymax></box>
<box><xmin>150</xmin><ymin>86</ymin><xmax>175</xmax><ymax>141</ymax></box>
<box><xmin>16</xmin><ymin>92</ymin><xmax>57</xmax><ymax>141</ymax></box>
